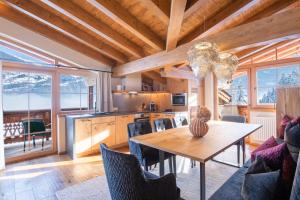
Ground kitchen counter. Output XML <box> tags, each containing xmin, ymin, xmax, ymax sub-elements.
<box><xmin>66</xmin><ymin>110</ymin><xmax>188</xmax><ymax>119</ymax></box>
<box><xmin>65</xmin><ymin>111</ymin><xmax>188</xmax><ymax>159</ymax></box>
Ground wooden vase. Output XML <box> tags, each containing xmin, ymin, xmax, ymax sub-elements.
<box><xmin>189</xmin><ymin>118</ymin><xmax>209</xmax><ymax>137</ymax></box>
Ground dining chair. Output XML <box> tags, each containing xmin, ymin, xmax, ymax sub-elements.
<box><xmin>100</xmin><ymin>144</ymin><xmax>181</xmax><ymax>200</ymax></box>
<box><xmin>220</xmin><ymin>115</ymin><xmax>246</xmax><ymax>167</ymax></box>
<box><xmin>172</xmin><ymin>116</ymin><xmax>188</xmax><ymax>128</ymax></box>
<box><xmin>153</xmin><ymin>118</ymin><xmax>173</xmax><ymax>132</ymax></box>
<box><xmin>153</xmin><ymin>118</ymin><xmax>177</xmax><ymax>176</ymax></box>
<box><xmin>22</xmin><ymin>119</ymin><xmax>51</xmax><ymax>151</ymax></box>
<box><xmin>127</xmin><ymin>121</ymin><xmax>174</xmax><ymax>173</ymax></box>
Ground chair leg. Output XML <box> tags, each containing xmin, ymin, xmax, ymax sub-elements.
<box><xmin>33</xmin><ymin>136</ymin><xmax>36</xmax><ymax>147</ymax></box>
<box><xmin>42</xmin><ymin>135</ymin><xmax>44</xmax><ymax>150</ymax></box>
<box><xmin>168</xmin><ymin>158</ymin><xmax>173</xmax><ymax>173</ymax></box>
<box><xmin>23</xmin><ymin>137</ymin><xmax>26</xmax><ymax>152</ymax></box>
<box><xmin>172</xmin><ymin>156</ymin><xmax>177</xmax><ymax>177</ymax></box>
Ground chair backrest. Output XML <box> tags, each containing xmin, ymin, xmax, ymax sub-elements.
<box><xmin>221</xmin><ymin>115</ymin><xmax>246</xmax><ymax>123</ymax></box>
<box><xmin>22</xmin><ymin>119</ymin><xmax>46</xmax><ymax>134</ymax></box>
<box><xmin>172</xmin><ymin>116</ymin><xmax>188</xmax><ymax>128</ymax></box>
<box><xmin>127</xmin><ymin>121</ymin><xmax>152</xmax><ymax>138</ymax></box>
<box><xmin>100</xmin><ymin>144</ymin><xmax>146</xmax><ymax>200</ymax></box>
<box><xmin>154</xmin><ymin>118</ymin><xmax>173</xmax><ymax>132</ymax></box>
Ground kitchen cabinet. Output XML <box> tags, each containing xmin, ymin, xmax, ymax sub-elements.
<box><xmin>74</xmin><ymin>118</ymin><xmax>92</xmax><ymax>157</ymax></box>
<box><xmin>92</xmin><ymin>120</ymin><xmax>116</xmax><ymax>153</ymax></box>
<box><xmin>71</xmin><ymin>116</ymin><xmax>116</xmax><ymax>158</ymax></box>
<box><xmin>116</xmin><ymin>115</ymin><xmax>134</xmax><ymax>144</ymax></box>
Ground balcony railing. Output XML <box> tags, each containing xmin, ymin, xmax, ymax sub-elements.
<box><xmin>3</xmin><ymin>109</ymin><xmax>51</xmax><ymax>144</ymax></box>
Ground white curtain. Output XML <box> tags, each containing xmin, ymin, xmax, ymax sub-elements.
<box><xmin>96</xmin><ymin>72</ymin><xmax>113</xmax><ymax>112</ymax></box>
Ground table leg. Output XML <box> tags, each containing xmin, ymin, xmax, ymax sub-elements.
<box><xmin>200</xmin><ymin>162</ymin><xmax>206</xmax><ymax>200</ymax></box>
<box><xmin>242</xmin><ymin>138</ymin><xmax>246</xmax><ymax>165</ymax></box>
<box><xmin>237</xmin><ymin>141</ymin><xmax>240</xmax><ymax>167</ymax></box>
<box><xmin>159</xmin><ymin>150</ymin><xmax>165</xmax><ymax>177</ymax></box>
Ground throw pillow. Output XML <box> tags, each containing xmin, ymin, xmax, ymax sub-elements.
<box><xmin>255</xmin><ymin>143</ymin><xmax>287</xmax><ymax>170</ymax></box>
<box><xmin>282</xmin><ymin>152</ymin><xmax>297</xmax><ymax>197</ymax></box>
<box><xmin>251</xmin><ymin>136</ymin><xmax>278</xmax><ymax>161</ymax></box>
<box><xmin>247</xmin><ymin>156</ymin><xmax>271</xmax><ymax>174</ymax></box>
<box><xmin>279</xmin><ymin>115</ymin><xmax>292</xmax><ymax>139</ymax></box>
<box><xmin>285</xmin><ymin>119</ymin><xmax>300</xmax><ymax>162</ymax></box>
<box><xmin>241</xmin><ymin>170</ymin><xmax>280</xmax><ymax>200</ymax></box>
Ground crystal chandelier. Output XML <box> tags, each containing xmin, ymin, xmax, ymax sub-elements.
<box><xmin>187</xmin><ymin>42</ymin><xmax>238</xmax><ymax>81</ymax></box>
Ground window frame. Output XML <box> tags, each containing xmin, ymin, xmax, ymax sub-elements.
<box><xmin>251</xmin><ymin>62</ymin><xmax>300</xmax><ymax>108</ymax></box>
<box><xmin>58</xmin><ymin>68</ymin><xmax>97</xmax><ymax>112</ymax></box>
<box><xmin>218</xmin><ymin>69</ymin><xmax>250</xmax><ymax>106</ymax></box>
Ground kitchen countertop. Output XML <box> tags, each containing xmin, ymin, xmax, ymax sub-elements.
<box><xmin>66</xmin><ymin>111</ymin><xmax>188</xmax><ymax>120</ymax></box>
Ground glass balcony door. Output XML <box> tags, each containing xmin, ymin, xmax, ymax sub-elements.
<box><xmin>2</xmin><ymin>70</ymin><xmax>53</xmax><ymax>160</ymax></box>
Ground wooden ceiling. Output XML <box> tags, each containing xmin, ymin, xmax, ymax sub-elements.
<box><xmin>0</xmin><ymin>0</ymin><xmax>299</xmax><ymax>74</ymax></box>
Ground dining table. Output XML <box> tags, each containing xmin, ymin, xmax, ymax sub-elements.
<box><xmin>130</xmin><ymin>120</ymin><xmax>262</xmax><ymax>200</ymax></box>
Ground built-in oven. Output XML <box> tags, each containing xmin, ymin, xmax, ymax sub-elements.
<box><xmin>171</xmin><ymin>93</ymin><xmax>187</xmax><ymax>106</ymax></box>
<box><xmin>134</xmin><ymin>113</ymin><xmax>150</xmax><ymax>122</ymax></box>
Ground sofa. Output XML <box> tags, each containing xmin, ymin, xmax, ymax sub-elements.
<box><xmin>209</xmin><ymin>136</ymin><xmax>300</xmax><ymax>200</ymax></box>
<box><xmin>209</xmin><ymin>154</ymin><xmax>299</xmax><ymax>200</ymax></box>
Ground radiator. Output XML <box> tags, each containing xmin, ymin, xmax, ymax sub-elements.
<box><xmin>250</xmin><ymin>111</ymin><xmax>276</xmax><ymax>144</ymax></box>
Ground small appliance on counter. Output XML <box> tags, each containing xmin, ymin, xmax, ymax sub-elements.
<box><xmin>149</xmin><ymin>102</ymin><xmax>157</xmax><ymax>112</ymax></box>
<box><xmin>171</xmin><ymin>93</ymin><xmax>187</xmax><ymax>106</ymax></box>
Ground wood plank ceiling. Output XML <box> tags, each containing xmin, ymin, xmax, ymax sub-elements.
<box><xmin>0</xmin><ymin>0</ymin><xmax>299</xmax><ymax>74</ymax></box>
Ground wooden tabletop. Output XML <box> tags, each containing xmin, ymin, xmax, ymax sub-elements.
<box><xmin>131</xmin><ymin>120</ymin><xmax>262</xmax><ymax>163</ymax></box>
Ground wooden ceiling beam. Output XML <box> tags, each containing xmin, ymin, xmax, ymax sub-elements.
<box><xmin>160</xmin><ymin>67</ymin><xmax>195</xmax><ymax>80</ymax></box>
<box><xmin>88</xmin><ymin>0</ymin><xmax>164</xmax><ymax>51</ymax></box>
<box><xmin>166</xmin><ymin>0</ymin><xmax>187</xmax><ymax>51</ymax></box>
<box><xmin>183</xmin><ymin>0</ymin><xmax>206</xmax><ymax>20</ymax></box>
<box><xmin>45</xmin><ymin>0</ymin><xmax>144</xmax><ymax>59</ymax></box>
<box><xmin>0</xmin><ymin>2</ymin><xmax>115</xmax><ymax>66</ymax></box>
<box><xmin>243</xmin><ymin>0</ymin><xmax>297</xmax><ymax>24</ymax></box>
<box><xmin>179</xmin><ymin>0</ymin><xmax>253</xmax><ymax>45</ymax></box>
<box><xmin>180</xmin><ymin>0</ymin><xmax>297</xmax><ymax>45</ymax></box>
<box><xmin>254</xmin><ymin>41</ymin><xmax>300</xmax><ymax>63</ymax></box>
<box><xmin>239</xmin><ymin>39</ymin><xmax>300</xmax><ymax>64</ymax></box>
<box><xmin>5</xmin><ymin>0</ymin><xmax>128</xmax><ymax>64</ymax></box>
<box><xmin>235</xmin><ymin>45</ymin><xmax>266</xmax><ymax>59</ymax></box>
<box><xmin>138</xmin><ymin>0</ymin><xmax>169</xmax><ymax>25</ymax></box>
<box><xmin>113</xmin><ymin>8</ymin><xmax>300</xmax><ymax>76</ymax></box>
<box><xmin>142</xmin><ymin>71</ymin><xmax>167</xmax><ymax>84</ymax></box>
<box><xmin>151</xmin><ymin>0</ymin><xmax>171</xmax><ymax>17</ymax></box>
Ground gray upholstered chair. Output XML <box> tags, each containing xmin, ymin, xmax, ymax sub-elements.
<box><xmin>100</xmin><ymin>144</ymin><xmax>181</xmax><ymax>200</ymax></box>
<box><xmin>127</xmin><ymin>121</ymin><xmax>174</xmax><ymax>172</ymax></box>
<box><xmin>221</xmin><ymin>115</ymin><xmax>246</xmax><ymax>167</ymax></box>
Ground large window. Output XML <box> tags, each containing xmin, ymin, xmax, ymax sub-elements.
<box><xmin>256</xmin><ymin>64</ymin><xmax>300</xmax><ymax>104</ymax></box>
<box><xmin>2</xmin><ymin>71</ymin><xmax>52</xmax><ymax>111</ymax></box>
<box><xmin>218</xmin><ymin>72</ymin><xmax>248</xmax><ymax>105</ymax></box>
<box><xmin>0</xmin><ymin>44</ymin><xmax>51</xmax><ymax>65</ymax></box>
<box><xmin>60</xmin><ymin>74</ymin><xmax>96</xmax><ymax>110</ymax></box>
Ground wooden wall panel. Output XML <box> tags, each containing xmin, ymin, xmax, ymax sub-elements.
<box><xmin>276</xmin><ymin>87</ymin><xmax>300</xmax><ymax>136</ymax></box>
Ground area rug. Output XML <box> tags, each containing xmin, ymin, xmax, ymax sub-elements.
<box><xmin>56</xmin><ymin>154</ymin><xmax>240</xmax><ymax>200</ymax></box>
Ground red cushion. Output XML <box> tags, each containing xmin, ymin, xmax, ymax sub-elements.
<box><xmin>251</xmin><ymin>136</ymin><xmax>278</xmax><ymax>161</ymax></box>
<box><xmin>282</xmin><ymin>151</ymin><xmax>297</xmax><ymax>195</ymax></box>
<box><xmin>279</xmin><ymin>115</ymin><xmax>292</xmax><ymax>139</ymax></box>
<box><xmin>255</xmin><ymin>143</ymin><xmax>287</xmax><ymax>170</ymax></box>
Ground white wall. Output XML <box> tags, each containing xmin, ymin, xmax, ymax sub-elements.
<box><xmin>0</xmin><ymin>17</ymin><xmax>111</xmax><ymax>71</ymax></box>
<box><xmin>0</xmin><ymin>62</ymin><xmax>5</xmax><ymax>169</ymax></box>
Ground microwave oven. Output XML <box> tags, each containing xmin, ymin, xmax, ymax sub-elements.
<box><xmin>171</xmin><ymin>93</ymin><xmax>187</xmax><ymax>106</ymax></box>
